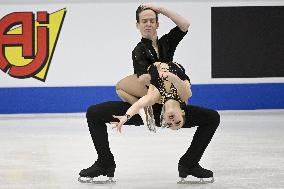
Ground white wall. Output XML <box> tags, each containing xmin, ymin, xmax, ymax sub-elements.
<box><xmin>0</xmin><ymin>0</ymin><xmax>283</xmax><ymax>87</ymax></box>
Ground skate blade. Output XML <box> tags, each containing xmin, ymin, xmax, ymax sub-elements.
<box><xmin>92</xmin><ymin>179</ymin><xmax>116</xmax><ymax>184</ymax></box>
<box><xmin>177</xmin><ymin>177</ymin><xmax>214</xmax><ymax>184</ymax></box>
<box><xmin>78</xmin><ymin>177</ymin><xmax>116</xmax><ymax>184</ymax></box>
<box><xmin>78</xmin><ymin>177</ymin><xmax>92</xmax><ymax>183</ymax></box>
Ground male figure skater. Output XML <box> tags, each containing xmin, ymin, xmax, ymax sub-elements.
<box><xmin>78</xmin><ymin>4</ymin><xmax>220</xmax><ymax>184</ymax></box>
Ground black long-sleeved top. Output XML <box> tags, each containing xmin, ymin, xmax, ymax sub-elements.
<box><xmin>132</xmin><ymin>26</ymin><xmax>188</xmax><ymax>77</ymax></box>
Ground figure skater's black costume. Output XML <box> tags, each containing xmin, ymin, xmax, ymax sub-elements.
<box><xmin>79</xmin><ymin>27</ymin><xmax>220</xmax><ymax>179</ymax></box>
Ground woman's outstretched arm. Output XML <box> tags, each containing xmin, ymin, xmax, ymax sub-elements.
<box><xmin>111</xmin><ymin>85</ymin><xmax>160</xmax><ymax>132</ymax></box>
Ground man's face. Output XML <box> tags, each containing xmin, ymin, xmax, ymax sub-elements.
<box><xmin>136</xmin><ymin>9</ymin><xmax>159</xmax><ymax>39</ymax></box>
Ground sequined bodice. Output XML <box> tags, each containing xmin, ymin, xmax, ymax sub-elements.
<box><xmin>158</xmin><ymin>80</ymin><xmax>182</xmax><ymax>104</ymax></box>
<box><xmin>148</xmin><ymin>62</ymin><xmax>190</xmax><ymax>104</ymax></box>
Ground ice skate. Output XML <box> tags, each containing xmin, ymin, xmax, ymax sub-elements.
<box><xmin>78</xmin><ymin>162</ymin><xmax>116</xmax><ymax>184</ymax></box>
<box><xmin>177</xmin><ymin>164</ymin><xmax>214</xmax><ymax>184</ymax></box>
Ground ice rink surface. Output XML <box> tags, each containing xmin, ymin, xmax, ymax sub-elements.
<box><xmin>0</xmin><ymin>110</ymin><xmax>284</xmax><ymax>189</ymax></box>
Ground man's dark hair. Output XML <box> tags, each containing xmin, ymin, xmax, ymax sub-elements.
<box><xmin>136</xmin><ymin>5</ymin><xmax>158</xmax><ymax>23</ymax></box>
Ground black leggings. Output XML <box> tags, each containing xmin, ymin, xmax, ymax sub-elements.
<box><xmin>86</xmin><ymin>101</ymin><xmax>220</xmax><ymax>168</ymax></box>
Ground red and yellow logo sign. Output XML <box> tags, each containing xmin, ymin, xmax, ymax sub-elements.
<box><xmin>0</xmin><ymin>8</ymin><xmax>66</xmax><ymax>82</ymax></box>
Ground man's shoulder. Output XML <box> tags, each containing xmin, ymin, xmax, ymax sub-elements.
<box><xmin>134</xmin><ymin>41</ymin><xmax>144</xmax><ymax>48</ymax></box>
<box><xmin>132</xmin><ymin>41</ymin><xmax>145</xmax><ymax>53</ymax></box>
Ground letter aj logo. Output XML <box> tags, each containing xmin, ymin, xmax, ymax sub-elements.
<box><xmin>0</xmin><ymin>8</ymin><xmax>66</xmax><ymax>82</ymax></box>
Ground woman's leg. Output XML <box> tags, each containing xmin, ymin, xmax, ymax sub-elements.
<box><xmin>116</xmin><ymin>74</ymin><xmax>148</xmax><ymax>105</ymax></box>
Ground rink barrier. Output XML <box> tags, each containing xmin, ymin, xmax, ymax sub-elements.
<box><xmin>0</xmin><ymin>83</ymin><xmax>284</xmax><ymax>114</ymax></box>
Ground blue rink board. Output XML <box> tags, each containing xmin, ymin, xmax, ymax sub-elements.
<box><xmin>0</xmin><ymin>83</ymin><xmax>284</xmax><ymax>114</ymax></box>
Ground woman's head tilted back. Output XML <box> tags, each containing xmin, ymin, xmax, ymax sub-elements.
<box><xmin>160</xmin><ymin>99</ymin><xmax>186</xmax><ymax>130</ymax></box>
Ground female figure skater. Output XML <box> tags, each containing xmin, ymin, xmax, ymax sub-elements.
<box><xmin>112</xmin><ymin>61</ymin><xmax>192</xmax><ymax>132</ymax></box>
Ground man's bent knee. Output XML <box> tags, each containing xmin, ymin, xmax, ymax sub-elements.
<box><xmin>86</xmin><ymin>105</ymin><xmax>101</xmax><ymax>123</ymax></box>
<box><xmin>210</xmin><ymin>110</ymin><xmax>220</xmax><ymax>127</ymax></box>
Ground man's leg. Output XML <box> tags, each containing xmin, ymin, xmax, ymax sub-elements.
<box><xmin>179</xmin><ymin>105</ymin><xmax>220</xmax><ymax>170</ymax></box>
<box><xmin>79</xmin><ymin>101</ymin><xmax>143</xmax><ymax>182</ymax></box>
<box><xmin>86</xmin><ymin>101</ymin><xmax>143</xmax><ymax>167</ymax></box>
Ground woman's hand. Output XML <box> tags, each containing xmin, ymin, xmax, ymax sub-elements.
<box><xmin>111</xmin><ymin>115</ymin><xmax>128</xmax><ymax>133</ymax></box>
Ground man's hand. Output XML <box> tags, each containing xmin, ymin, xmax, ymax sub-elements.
<box><xmin>142</xmin><ymin>3</ymin><xmax>190</xmax><ymax>32</ymax></box>
<box><xmin>159</xmin><ymin>71</ymin><xmax>178</xmax><ymax>83</ymax></box>
<box><xmin>156</xmin><ymin>62</ymin><xmax>178</xmax><ymax>83</ymax></box>
<box><xmin>141</xmin><ymin>3</ymin><xmax>164</xmax><ymax>14</ymax></box>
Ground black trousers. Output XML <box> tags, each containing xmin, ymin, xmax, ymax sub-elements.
<box><xmin>86</xmin><ymin>101</ymin><xmax>220</xmax><ymax>168</ymax></box>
